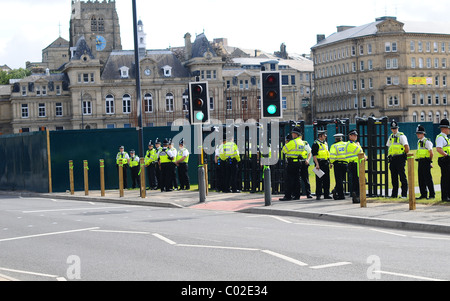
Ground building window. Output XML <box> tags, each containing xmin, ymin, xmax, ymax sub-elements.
<box><xmin>282</xmin><ymin>97</ymin><xmax>287</xmax><ymax>110</ymax></box>
<box><xmin>144</xmin><ymin>93</ymin><xmax>153</xmax><ymax>113</ymax></box>
<box><xmin>120</xmin><ymin>67</ymin><xmax>129</xmax><ymax>79</ymax></box>
<box><xmin>165</xmin><ymin>93</ymin><xmax>174</xmax><ymax>112</ymax></box>
<box><xmin>39</xmin><ymin>103</ymin><xmax>46</xmax><ymax>117</ymax></box>
<box><xmin>436</xmin><ymin>111</ymin><xmax>441</xmax><ymax>123</ymax></box>
<box><xmin>21</xmin><ymin>86</ymin><xmax>27</xmax><ymax>96</ymax></box>
<box><xmin>282</xmin><ymin>75</ymin><xmax>289</xmax><ymax>85</ymax></box>
<box><xmin>56</xmin><ymin>85</ymin><xmax>61</xmax><ymax>95</ymax></box>
<box><xmin>83</xmin><ymin>100</ymin><xmax>92</xmax><ymax>115</ymax></box>
<box><xmin>436</xmin><ymin>94</ymin><xmax>440</xmax><ymax>105</ymax></box>
<box><xmin>106</xmin><ymin>95</ymin><xmax>115</xmax><ymax>114</ymax></box>
<box><xmin>413</xmin><ymin>112</ymin><xmax>418</xmax><ymax>122</ymax></box>
<box><xmin>98</xmin><ymin>17</ymin><xmax>105</xmax><ymax>32</ymax></box>
<box><xmin>429</xmin><ymin>111</ymin><xmax>433</xmax><ymax>122</ymax></box>
<box><xmin>370</xmin><ymin>95</ymin><xmax>375</xmax><ymax>108</ymax></box>
<box><xmin>209</xmin><ymin>97</ymin><xmax>214</xmax><ymax>111</ymax></box>
<box><xmin>21</xmin><ymin>104</ymin><xmax>29</xmax><ymax>118</ymax></box>
<box><xmin>56</xmin><ymin>103</ymin><xmax>63</xmax><ymax>117</ymax></box>
<box><xmin>421</xmin><ymin>111</ymin><xmax>425</xmax><ymax>122</ymax></box>
<box><xmin>91</xmin><ymin>16</ymin><xmax>97</xmax><ymax>32</ymax></box>
<box><xmin>412</xmin><ymin>93</ymin><xmax>417</xmax><ymax>105</ymax></box>
<box><xmin>226</xmin><ymin>97</ymin><xmax>232</xmax><ymax>111</ymax></box>
<box><xmin>182</xmin><ymin>95</ymin><xmax>189</xmax><ymax>112</ymax></box>
<box><xmin>410</xmin><ymin>41</ymin><xmax>415</xmax><ymax>52</ymax></box>
<box><xmin>241</xmin><ymin>97</ymin><xmax>248</xmax><ymax>110</ymax></box>
<box><xmin>122</xmin><ymin>94</ymin><xmax>131</xmax><ymax>114</ymax></box>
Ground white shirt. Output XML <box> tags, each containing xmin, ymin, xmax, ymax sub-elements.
<box><xmin>436</xmin><ymin>134</ymin><xmax>449</xmax><ymax>149</ymax></box>
<box><xmin>419</xmin><ymin>137</ymin><xmax>433</xmax><ymax>150</ymax></box>
<box><xmin>386</xmin><ymin>133</ymin><xmax>409</xmax><ymax>147</ymax></box>
<box><xmin>179</xmin><ymin>148</ymin><xmax>189</xmax><ymax>158</ymax></box>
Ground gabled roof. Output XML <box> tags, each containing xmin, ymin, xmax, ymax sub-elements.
<box><xmin>101</xmin><ymin>50</ymin><xmax>190</xmax><ymax>80</ymax></box>
<box><xmin>72</xmin><ymin>36</ymin><xmax>94</xmax><ymax>60</ymax></box>
<box><xmin>43</xmin><ymin>37</ymin><xmax>70</xmax><ymax>51</ymax></box>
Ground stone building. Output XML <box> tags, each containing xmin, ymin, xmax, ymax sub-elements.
<box><xmin>311</xmin><ymin>16</ymin><xmax>450</xmax><ymax>123</ymax></box>
<box><xmin>5</xmin><ymin>0</ymin><xmax>314</xmax><ymax>134</ymax></box>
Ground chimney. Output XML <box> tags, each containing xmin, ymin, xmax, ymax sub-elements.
<box><xmin>317</xmin><ymin>34</ymin><xmax>325</xmax><ymax>43</ymax></box>
<box><xmin>184</xmin><ymin>33</ymin><xmax>192</xmax><ymax>61</ymax></box>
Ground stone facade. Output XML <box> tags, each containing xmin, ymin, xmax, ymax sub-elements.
<box><xmin>311</xmin><ymin>16</ymin><xmax>450</xmax><ymax>123</ymax></box>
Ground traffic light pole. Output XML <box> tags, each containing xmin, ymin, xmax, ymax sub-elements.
<box><xmin>197</xmin><ymin>124</ymin><xmax>206</xmax><ymax>203</ymax></box>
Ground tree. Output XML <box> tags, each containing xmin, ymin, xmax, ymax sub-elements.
<box><xmin>0</xmin><ymin>68</ymin><xmax>31</xmax><ymax>85</ymax></box>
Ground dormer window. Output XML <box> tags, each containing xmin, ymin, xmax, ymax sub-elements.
<box><xmin>162</xmin><ymin>65</ymin><xmax>172</xmax><ymax>77</ymax></box>
<box><xmin>120</xmin><ymin>66</ymin><xmax>130</xmax><ymax>79</ymax></box>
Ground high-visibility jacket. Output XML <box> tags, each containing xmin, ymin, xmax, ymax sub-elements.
<box><xmin>158</xmin><ymin>148</ymin><xmax>172</xmax><ymax>163</ymax></box>
<box><xmin>116</xmin><ymin>152</ymin><xmax>129</xmax><ymax>166</ymax></box>
<box><xmin>388</xmin><ymin>132</ymin><xmax>406</xmax><ymax>156</ymax></box>
<box><xmin>346</xmin><ymin>141</ymin><xmax>363</xmax><ymax>163</ymax></box>
<box><xmin>282</xmin><ymin>137</ymin><xmax>308</xmax><ymax>160</ymax></box>
<box><xmin>436</xmin><ymin>133</ymin><xmax>450</xmax><ymax>158</ymax></box>
<box><xmin>219</xmin><ymin>142</ymin><xmax>240</xmax><ymax>162</ymax></box>
<box><xmin>144</xmin><ymin>148</ymin><xmax>158</xmax><ymax>165</ymax></box>
<box><xmin>129</xmin><ymin>155</ymin><xmax>139</xmax><ymax>168</ymax></box>
<box><xmin>416</xmin><ymin>138</ymin><xmax>432</xmax><ymax>159</ymax></box>
<box><xmin>177</xmin><ymin>147</ymin><xmax>190</xmax><ymax>163</ymax></box>
<box><xmin>330</xmin><ymin>141</ymin><xmax>348</xmax><ymax>163</ymax></box>
<box><xmin>314</xmin><ymin>140</ymin><xmax>330</xmax><ymax>160</ymax></box>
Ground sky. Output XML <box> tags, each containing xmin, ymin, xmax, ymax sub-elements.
<box><xmin>2</xmin><ymin>0</ymin><xmax>450</xmax><ymax>70</ymax></box>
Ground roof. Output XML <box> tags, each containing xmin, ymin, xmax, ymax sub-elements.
<box><xmin>101</xmin><ymin>50</ymin><xmax>190</xmax><ymax>80</ymax></box>
<box><xmin>191</xmin><ymin>33</ymin><xmax>217</xmax><ymax>58</ymax></box>
<box><xmin>72</xmin><ymin>36</ymin><xmax>95</xmax><ymax>60</ymax></box>
<box><xmin>231</xmin><ymin>57</ymin><xmax>313</xmax><ymax>72</ymax></box>
<box><xmin>43</xmin><ymin>37</ymin><xmax>70</xmax><ymax>51</ymax></box>
<box><xmin>19</xmin><ymin>73</ymin><xmax>69</xmax><ymax>83</ymax></box>
<box><xmin>0</xmin><ymin>85</ymin><xmax>11</xmax><ymax>96</ymax></box>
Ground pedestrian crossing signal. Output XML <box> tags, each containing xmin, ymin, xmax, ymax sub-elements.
<box><xmin>189</xmin><ymin>82</ymin><xmax>210</xmax><ymax>125</ymax></box>
<box><xmin>261</xmin><ymin>71</ymin><xmax>282</xmax><ymax>119</ymax></box>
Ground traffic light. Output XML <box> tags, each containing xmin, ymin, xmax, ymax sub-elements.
<box><xmin>261</xmin><ymin>71</ymin><xmax>282</xmax><ymax>119</ymax></box>
<box><xmin>189</xmin><ymin>81</ymin><xmax>210</xmax><ymax>125</ymax></box>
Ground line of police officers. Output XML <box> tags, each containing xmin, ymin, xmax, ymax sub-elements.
<box><xmin>280</xmin><ymin>118</ymin><xmax>450</xmax><ymax>203</ymax></box>
<box><xmin>115</xmin><ymin>138</ymin><xmax>191</xmax><ymax>192</ymax></box>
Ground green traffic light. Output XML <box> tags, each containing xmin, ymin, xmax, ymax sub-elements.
<box><xmin>196</xmin><ymin>112</ymin><xmax>205</xmax><ymax>121</ymax></box>
<box><xmin>267</xmin><ymin>105</ymin><xmax>277</xmax><ymax>115</ymax></box>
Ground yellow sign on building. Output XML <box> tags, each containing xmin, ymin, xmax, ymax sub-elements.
<box><xmin>408</xmin><ymin>77</ymin><xmax>432</xmax><ymax>85</ymax></box>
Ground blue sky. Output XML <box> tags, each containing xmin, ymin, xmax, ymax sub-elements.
<box><xmin>1</xmin><ymin>0</ymin><xmax>450</xmax><ymax>69</ymax></box>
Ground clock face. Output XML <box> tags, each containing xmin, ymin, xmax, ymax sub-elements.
<box><xmin>96</xmin><ymin>35</ymin><xmax>106</xmax><ymax>51</ymax></box>
<box><xmin>144</xmin><ymin>68</ymin><xmax>151</xmax><ymax>76</ymax></box>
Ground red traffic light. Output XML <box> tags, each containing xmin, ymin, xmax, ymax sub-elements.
<box><xmin>194</xmin><ymin>98</ymin><xmax>203</xmax><ymax>109</ymax></box>
<box><xmin>265</xmin><ymin>75</ymin><xmax>277</xmax><ymax>85</ymax></box>
<box><xmin>193</xmin><ymin>85</ymin><xmax>203</xmax><ymax>94</ymax></box>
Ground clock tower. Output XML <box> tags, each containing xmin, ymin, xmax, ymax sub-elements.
<box><xmin>69</xmin><ymin>0</ymin><xmax>122</xmax><ymax>63</ymax></box>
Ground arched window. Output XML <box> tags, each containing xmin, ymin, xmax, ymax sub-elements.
<box><xmin>105</xmin><ymin>95</ymin><xmax>115</xmax><ymax>115</ymax></box>
<box><xmin>428</xmin><ymin>111</ymin><xmax>433</xmax><ymax>122</ymax></box>
<box><xmin>166</xmin><ymin>93</ymin><xmax>174</xmax><ymax>112</ymax></box>
<box><xmin>412</xmin><ymin>112</ymin><xmax>418</xmax><ymax>122</ymax></box>
<box><xmin>98</xmin><ymin>17</ymin><xmax>105</xmax><ymax>32</ymax></box>
<box><xmin>420</xmin><ymin>111</ymin><xmax>425</xmax><ymax>122</ymax></box>
<box><xmin>123</xmin><ymin>94</ymin><xmax>131</xmax><ymax>114</ymax></box>
<box><xmin>91</xmin><ymin>16</ymin><xmax>97</xmax><ymax>32</ymax></box>
<box><xmin>144</xmin><ymin>93</ymin><xmax>153</xmax><ymax>113</ymax></box>
<box><xmin>436</xmin><ymin>111</ymin><xmax>441</xmax><ymax>123</ymax></box>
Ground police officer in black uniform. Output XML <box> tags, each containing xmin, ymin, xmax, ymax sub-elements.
<box><xmin>312</xmin><ymin>131</ymin><xmax>332</xmax><ymax>200</ymax></box>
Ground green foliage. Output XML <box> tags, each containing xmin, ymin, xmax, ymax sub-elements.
<box><xmin>0</xmin><ymin>68</ymin><xmax>31</xmax><ymax>85</ymax></box>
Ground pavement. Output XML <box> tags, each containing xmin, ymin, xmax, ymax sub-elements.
<box><xmin>2</xmin><ymin>187</ymin><xmax>450</xmax><ymax>236</ymax></box>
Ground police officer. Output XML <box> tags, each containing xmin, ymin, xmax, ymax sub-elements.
<box><xmin>386</xmin><ymin>120</ymin><xmax>409</xmax><ymax>198</ymax></box>
<box><xmin>129</xmin><ymin>149</ymin><xmax>140</xmax><ymax>189</ymax></box>
<box><xmin>168</xmin><ymin>139</ymin><xmax>178</xmax><ymax>190</ymax></box>
<box><xmin>416</xmin><ymin>125</ymin><xmax>435</xmax><ymax>199</ymax></box>
<box><xmin>145</xmin><ymin>141</ymin><xmax>158</xmax><ymax>190</ymax></box>
<box><xmin>154</xmin><ymin>138</ymin><xmax>162</xmax><ymax>190</ymax></box>
<box><xmin>436</xmin><ymin>119</ymin><xmax>450</xmax><ymax>202</ymax></box>
<box><xmin>298</xmin><ymin>132</ymin><xmax>313</xmax><ymax>199</ymax></box>
<box><xmin>158</xmin><ymin>139</ymin><xmax>173</xmax><ymax>192</ymax></box>
<box><xmin>280</xmin><ymin>126</ymin><xmax>306</xmax><ymax>201</ymax></box>
<box><xmin>330</xmin><ymin>133</ymin><xmax>347</xmax><ymax>200</ymax></box>
<box><xmin>219</xmin><ymin>133</ymin><xmax>241</xmax><ymax>193</ymax></box>
<box><xmin>176</xmin><ymin>139</ymin><xmax>190</xmax><ymax>190</ymax></box>
<box><xmin>346</xmin><ymin>130</ymin><xmax>365</xmax><ymax>204</ymax></box>
<box><xmin>312</xmin><ymin>131</ymin><xmax>332</xmax><ymax>200</ymax></box>
<box><xmin>116</xmin><ymin>146</ymin><xmax>129</xmax><ymax>189</ymax></box>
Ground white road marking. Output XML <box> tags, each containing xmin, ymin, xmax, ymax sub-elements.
<box><xmin>22</xmin><ymin>206</ymin><xmax>138</xmax><ymax>214</ymax></box>
<box><xmin>376</xmin><ymin>270</ymin><xmax>446</xmax><ymax>281</ymax></box>
<box><xmin>177</xmin><ymin>244</ymin><xmax>259</xmax><ymax>251</ymax></box>
<box><xmin>261</xmin><ymin>250</ymin><xmax>308</xmax><ymax>267</ymax></box>
<box><xmin>0</xmin><ymin>267</ymin><xmax>58</xmax><ymax>278</ymax></box>
<box><xmin>152</xmin><ymin>233</ymin><xmax>177</xmax><ymax>245</ymax></box>
<box><xmin>310</xmin><ymin>262</ymin><xmax>352</xmax><ymax>269</ymax></box>
<box><xmin>369</xmin><ymin>228</ymin><xmax>407</xmax><ymax>237</ymax></box>
<box><xmin>270</xmin><ymin>216</ymin><xmax>293</xmax><ymax>224</ymax></box>
<box><xmin>91</xmin><ymin>230</ymin><xmax>150</xmax><ymax>235</ymax></box>
<box><xmin>0</xmin><ymin>227</ymin><xmax>99</xmax><ymax>243</ymax></box>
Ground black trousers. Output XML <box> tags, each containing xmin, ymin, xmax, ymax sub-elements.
<box><xmin>130</xmin><ymin>166</ymin><xmax>140</xmax><ymax>189</ymax></box>
<box><xmin>418</xmin><ymin>159</ymin><xmax>435</xmax><ymax>198</ymax></box>
<box><xmin>300</xmin><ymin>161</ymin><xmax>311</xmax><ymax>196</ymax></box>
<box><xmin>160</xmin><ymin>163</ymin><xmax>172</xmax><ymax>192</ymax></box>
<box><xmin>223</xmin><ymin>159</ymin><xmax>239</xmax><ymax>192</ymax></box>
<box><xmin>284</xmin><ymin>161</ymin><xmax>301</xmax><ymax>199</ymax></box>
<box><xmin>117</xmin><ymin>165</ymin><xmax>128</xmax><ymax>189</ymax></box>
<box><xmin>155</xmin><ymin>164</ymin><xmax>162</xmax><ymax>190</ymax></box>
<box><xmin>178</xmin><ymin>163</ymin><xmax>190</xmax><ymax>190</ymax></box>
<box><xmin>316</xmin><ymin>160</ymin><xmax>330</xmax><ymax>197</ymax></box>
<box><xmin>347</xmin><ymin>162</ymin><xmax>359</xmax><ymax>198</ymax></box>
<box><xmin>216</xmin><ymin>161</ymin><xmax>223</xmax><ymax>191</ymax></box>
<box><xmin>333</xmin><ymin>162</ymin><xmax>347</xmax><ymax>199</ymax></box>
<box><xmin>389</xmin><ymin>155</ymin><xmax>408</xmax><ymax>197</ymax></box>
<box><xmin>438</xmin><ymin>157</ymin><xmax>450</xmax><ymax>201</ymax></box>
<box><xmin>147</xmin><ymin>163</ymin><xmax>158</xmax><ymax>189</ymax></box>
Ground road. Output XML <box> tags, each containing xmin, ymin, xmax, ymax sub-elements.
<box><xmin>1</xmin><ymin>195</ymin><xmax>450</xmax><ymax>284</ymax></box>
